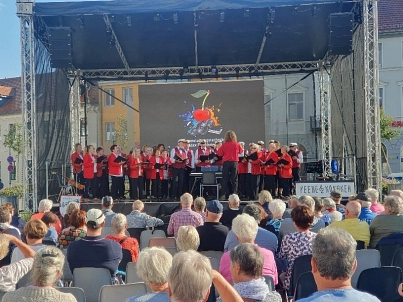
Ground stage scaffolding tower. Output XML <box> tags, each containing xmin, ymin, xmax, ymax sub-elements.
<box><xmin>319</xmin><ymin>63</ymin><xmax>332</xmax><ymax>176</ymax></box>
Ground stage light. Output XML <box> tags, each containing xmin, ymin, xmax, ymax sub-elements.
<box><xmin>220</xmin><ymin>11</ymin><xmax>225</xmax><ymax>23</ymax></box>
<box><xmin>179</xmin><ymin>69</ymin><xmax>185</xmax><ymax>80</ymax></box>
<box><xmin>109</xmin><ymin>37</ymin><xmax>116</xmax><ymax>46</ymax></box>
<box><xmin>235</xmin><ymin>67</ymin><xmax>240</xmax><ymax>78</ymax></box>
<box><xmin>312</xmin><ymin>5</ymin><xmax>318</xmax><ymax>17</ymax></box>
<box><xmin>154</xmin><ymin>13</ymin><xmax>160</xmax><ymax>21</ymax></box>
<box><xmin>110</xmin><ymin>14</ymin><xmax>116</xmax><ymax>23</ymax></box>
<box><xmin>211</xmin><ymin>66</ymin><xmax>217</xmax><ymax>75</ymax></box>
<box><xmin>77</xmin><ymin>16</ymin><xmax>84</xmax><ymax>28</ymax></box>
<box><xmin>199</xmin><ymin>11</ymin><xmax>205</xmax><ymax>20</ymax></box>
<box><xmin>270</xmin><ymin>8</ymin><xmax>275</xmax><ymax>24</ymax></box>
<box><xmin>145</xmin><ymin>71</ymin><xmax>149</xmax><ymax>82</ymax></box>
<box><xmin>198</xmin><ymin>68</ymin><xmax>203</xmax><ymax>80</ymax></box>
<box><xmin>127</xmin><ymin>15</ymin><xmax>132</xmax><ymax>26</ymax></box>
<box><xmin>244</xmin><ymin>9</ymin><xmax>251</xmax><ymax>17</ymax></box>
<box><xmin>173</xmin><ymin>13</ymin><xmax>178</xmax><ymax>24</ymax></box>
<box><xmin>164</xmin><ymin>70</ymin><xmax>170</xmax><ymax>81</ymax></box>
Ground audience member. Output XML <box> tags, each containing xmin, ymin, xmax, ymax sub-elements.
<box><xmin>194</xmin><ymin>197</ymin><xmax>206</xmax><ymax>222</ymax></box>
<box><xmin>126</xmin><ymin>200</ymin><xmax>164</xmax><ymax>229</ymax></box>
<box><xmin>280</xmin><ymin>196</ymin><xmax>325</xmax><ymax>238</ymax></box>
<box><xmin>67</xmin><ymin>208</ymin><xmax>122</xmax><ymax>276</ymax></box>
<box><xmin>329</xmin><ymin>201</ymin><xmax>370</xmax><ymax>247</ymax></box>
<box><xmin>41</xmin><ymin>212</ymin><xmax>58</xmax><ymax>244</ymax></box>
<box><xmin>266</xmin><ymin>199</ymin><xmax>286</xmax><ymax>232</ymax></box>
<box><xmin>30</xmin><ymin>199</ymin><xmax>62</xmax><ymax>234</ymax></box>
<box><xmin>224</xmin><ymin>204</ymin><xmax>277</xmax><ymax>253</ymax></box>
<box><xmin>126</xmin><ymin>247</ymin><xmax>172</xmax><ymax>302</ymax></box>
<box><xmin>369</xmin><ymin>195</ymin><xmax>403</xmax><ymax>248</ymax></box>
<box><xmin>167</xmin><ymin>193</ymin><xmax>204</xmax><ymax>238</ymax></box>
<box><xmin>313</xmin><ymin>197</ymin><xmax>330</xmax><ymax>226</ymax></box>
<box><xmin>220</xmin><ymin>214</ymin><xmax>278</xmax><ymax>285</ymax></box>
<box><xmin>390</xmin><ymin>190</ymin><xmax>403</xmax><ymax>200</ymax></box>
<box><xmin>254</xmin><ymin>202</ymin><xmax>270</xmax><ymax>227</ymax></box>
<box><xmin>4</xmin><ymin>202</ymin><xmax>25</xmax><ymax>235</ymax></box>
<box><xmin>2</xmin><ymin>246</ymin><xmax>77</xmax><ymax>302</ymax></box>
<box><xmin>58</xmin><ymin>209</ymin><xmax>87</xmax><ymax>249</ymax></box>
<box><xmin>0</xmin><ymin>234</ymin><xmax>35</xmax><ymax>292</ymax></box>
<box><xmin>62</xmin><ymin>202</ymin><xmax>80</xmax><ymax>231</ymax></box>
<box><xmin>282</xmin><ymin>195</ymin><xmax>300</xmax><ymax>219</ymax></box>
<box><xmin>355</xmin><ymin>192</ymin><xmax>377</xmax><ymax>225</ymax></box>
<box><xmin>322</xmin><ymin>197</ymin><xmax>343</xmax><ymax>223</ymax></box>
<box><xmin>177</xmin><ymin>225</ymin><xmax>200</xmax><ymax>251</ymax></box>
<box><xmin>296</xmin><ymin>228</ymin><xmax>380</xmax><ymax>302</ymax></box>
<box><xmin>228</xmin><ymin>243</ymin><xmax>281</xmax><ymax>302</ymax></box>
<box><xmin>278</xmin><ymin>205</ymin><xmax>317</xmax><ymax>290</ymax></box>
<box><xmin>11</xmin><ymin>220</ymin><xmax>47</xmax><ymax>263</ymax></box>
<box><xmin>330</xmin><ymin>190</ymin><xmax>345</xmax><ymax>215</ymax></box>
<box><xmin>106</xmin><ymin>214</ymin><xmax>139</xmax><ymax>262</ymax></box>
<box><xmin>366</xmin><ymin>188</ymin><xmax>384</xmax><ymax>215</ymax></box>
<box><xmin>220</xmin><ymin>194</ymin><xmax>242</xmax><ymax>229</ymax></box>
<box><xmin>0</xmin><ymin>205</ymin><xmax>21</xmax><ymax>238</ymax></box>
<box><xmin>197</xmin><ymin>200</ymin><xmax>229</xmax><ymax>251</ymax></box>
<box><xmin>257</xmin><ymin>190</ymin><xmax>273</xmax><ymax>217</ymax></box>
<box><xmin>101</xmin><ymin>196</ymin><xmax>116</xmax><ymax>227</ymax></box>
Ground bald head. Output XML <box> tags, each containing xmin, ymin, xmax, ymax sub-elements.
<box><xmin>132</xmin><ymin>200</ymin><xmax>144</xmax><ymax>211</ymax></box>
<box><xmin>345</xmin><ymin>200</ymin><xmax>361</xmax><ymax>218</ymax></box>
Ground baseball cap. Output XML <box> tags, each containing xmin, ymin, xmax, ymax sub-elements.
<box><xmin>199</xmin><ymin>139</ymin><xmax>206</xmax><ymax>144</ymax></box>
<box><xmin>289</xmin><ymin>143</ymin><xmax>298</xmax><ymax>147</ymax></box>
<box><xmin>206</xmin><ymin>200</ymin><xmax>223</xmax><ymax>214</ymax></box>
<box><xmin>85</xmin><ymin>208</ymin><xmax>105</xmax><ymax>228</ymax></box>
<box><xmin>330</xmin><ymin>190</ymin><xmax>342</xmax><ymax>199</ymax></box>
<box><xmin>178</xmin><ymin>139</ymin><xmax>185</xmax><ymax>143</ymax></box>
<box><xmin>355</xmin><ymin>192</ymin><xmax>369</xmax><ymax>202</ymax></box>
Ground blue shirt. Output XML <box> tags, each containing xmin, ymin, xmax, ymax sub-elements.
<box><xmin>296</xmin><ymin>288</ymin><xmax>381</xmax><ymax>302</ymax></box>
<box><xmin>224</xmin><ymin>227</ymin><xmax>278</xmax><ymax>253</ymax></box>
<box><xmin>45</xmin><ymin>227</ymin><xmax>58</xmax><ymax>244</ymax></box>
<box><xmin>358</xmin><ymin>207</ymin><xmax>377</xmax><ymax>225</ymax></box>
<box><xmin>126</xmin><ymin>292</ymin><xmax>168</xmax><ymax>302</ymax></box>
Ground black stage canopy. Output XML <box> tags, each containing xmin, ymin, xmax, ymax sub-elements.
<box><xmin>34</xmin><ymin>0</ymin><xmax>358</xmax><ymax>72</ymax></box>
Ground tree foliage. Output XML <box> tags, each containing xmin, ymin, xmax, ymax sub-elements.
<box><xmin>3</xmin><ymin>123</ymin><xmax>23</xmax><ymax>157</ymax></box>
<box><xmin>114</xmin><ymin>115</ymin><xmax>128</xmax><ymax>151</ymax></box>
<box><xmin>380</xmin><ymin>108</ymin><xmax>400</xmax><ymax>140</ymax></box>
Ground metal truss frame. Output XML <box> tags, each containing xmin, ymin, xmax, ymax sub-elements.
<box><xmin>363</xmin><ymin>0</ymin><xmax>381</xmax><ymax>190</ymax></box>
<box><xmin>68</xmin><ymin>70</ymin><xmax>81</xmax><ymax>166</ymax></box>
<box><xmin>17</xmin><ymin>0</ymin><xmax>38</xmax><ymax>211</ymax></box>
<box><xmin>319</xmin><ymin>64</ymin><xmax>332</xmax><ymax>176</ymax></box>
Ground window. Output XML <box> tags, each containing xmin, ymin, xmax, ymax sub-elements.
<box><xmin>123</xmin><ymin>87</ymin><xmax>133</xmax><ymax>105</ymax></box>
<box><xmin>379</xmin><ymin>87</ymin><xmax>384</xmax><ymax>108</ymax></box>
<box><xmin>288</xmin><ymin>92</ymin><xmax>304</xmax><ymax>120</ymax></box>
<box><xmin>105</xmin><ymin>122</ymin><xmax>115</xmax><ymax>141</ymax></box>
<box><xmin>378</xmin><ymin>43</ymin><xmax>383</xmax><ymax>68</ymax></box>
<box><xmin>80</xmin><ymin>118</ymin><xmax>86</xmax><ymax>137</ymax></box>
<box><xmin>104</xmin><ymin>89</ymin><xmax>115</xmax><ymax>107</ymax></box>
<box><xmin>10</xmin><ymin>162</ymin><xmax>16</xmax><ymax>181</ymax></box>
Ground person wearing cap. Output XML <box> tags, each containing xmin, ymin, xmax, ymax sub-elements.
<box><xmin>356</xmin><ymin>192</ymin><xmax>377</xmax><ymax>225</ymax></box>
<box><xmin>67</xmin><ymin>208</ymin><xmax>122</xmax><ymax>277</ymax></box>
<box><xmin>196</xmin><ymin>200</ymin><xmax>229</xmax><ymax>252</ymax></box>
<box><xmin>195</xmin><ymin>139</ymin><xmax>212</xmax><ymax>172</ymax></box>
<box><xmin>170</xmin><ymin>139</ymin><xmax>188</xmax><ymax>200</ymax></box>
<box><xmin>101</xmin><ymin>196</ymin><xmax>116</xmax><ymax>227</ymax></box>
<box><xmin>329</xmin><ymin>200</ymin><xmax>370</xmax><ymax>247</ymax></box>
<box><xmin>330</xmin><ymin>190</ymin><xmax>345</xmax><ymax>215</ymax></box>
<box><xmin>289</xmin><ymin>143</ymin><xmax>303</xmax><ymax>191</ymax></box>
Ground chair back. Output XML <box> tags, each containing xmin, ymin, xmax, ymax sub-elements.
<box><xmin>148</xmin><ymin>237</ymin><xmax>176</xmax><ymax>248</ymax></box>
<box><xmin>200</xmin><ymin>251</ymin><xmax>224</xmax><ymax>261</ymax></box>
<box><xmin>58</xmin><ymin>287</ymin><xmax>86</xmax><ymax>302</ymax></box>
<box><xmin>351</xmin><ymin>249</ymin><xmax>381</xmax><ymax>288</ymax></box>
<box><xmin>289</xmin><ymin>254</ymin><xmax>312</xmax><ymax>294</ymax></box>
<box><xmin>126</xmin><ymin>262</ymin><xmax>143</xmax><ymax>284</ymax></box>
<box><xmin>118</xmin><ymin>249</ymin><xmax>133</xmax><ymax>272</ymax></box>
<box><xmin>140</xmin><ymin>229</ymin><xmax>166</xmax><ymax>250</ymax></box>
<box><xmin>356</xmin><ymin>240</ymin><xmax>365</xmax><ymax>250</ymax></box>
<box><xmin>392</xmin><ymin>247</ymin><xmax>403</xmax><ymax>272</ymax></box>
<box><xmin>16</xmin><ymin>270</ymin><xmax>32</xmax><ymax>289</ymax></box>
<box><xmin>357</xmin><ymin>266</ymin><xmax>402</xmax><ymax>302</ymax></box>
<box><xmin>73</xmin><ymin>268</ymin><xmax>112</xmax><ymax>302</ymax></box>
<box><xmin>0</xmin><ymin>292</ymin><xmax>6</xmax><ymax>301</ymax></box>
<box><xmin>376</xmin><ymin>243</ymin><xmax>403</xmax><ymax>266</ymax></box>
<box><xmin>202</xmin><ymin>172</ymin><xmax>216</xmax><ymax>185</ymax></box>
<box><xmin>127</xmin><ymin>228</ymin><xmax>146</xmax><ymax>243</ymax></box>
<box><xmin>101</xmin><ymin>227</ymin><xmax>114</xmax><ymax>237</ymax></box>
<box><xmin>61</xmin><ymin>249</ymin><xmax>73</xmax><ymax>284</ymax></box>
<box><xmin>208</xmin><ymin>257</ymin><xmax>220</xmax><ymax>271</ymax></box>
<box><xmin>99</xmin><ymin>283</ymin><xmax>148</xmax><ymax>302</ymax></box>
<box><xmin>293</xmin><ymin>272</ymin><xmax>317</xmax><ymax>301</ymax></box>
<box><xmin>42</xmin><ymin>237</ymin><xmax>57</xmax><ymax>246</ymax></box>
<box><xmin>263</xmin><ymin>275</ymin><xmax>275</xmax><ymax>291</ymax></box>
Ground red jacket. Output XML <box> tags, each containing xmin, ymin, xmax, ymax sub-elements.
<box><xmin>250</xmin><ymin>152</ymin><xmax>264</xmax><ymax>175</ymax></box>
<box><xmin>143</xmin><ymin>154</ymin><xmax>152</xmax><ymax>179</ymax></box>
<box><xmin>279</xmin><ymin>153</ymin><xmax>293</xmax><ymax>178</ymax></box>
<box><xmin>96</xmin><ymin>155</ymin><xmax>108</xmax><ymax>177</ymax></box>
<box><xmin>71</xmin><ymin>152</ymin><xmax>83</xmax><ymax>173</ymax></box>
<box><xmin>264</xmin><ymin>151</ymin><xmax>279</xmax><ymax>175</ymax></box>
<box><xmin>128</xmin><ymin>156</ymin><xmax>143</xmax><ymax>178</ymax></box>
<box><xmin>149</xmin><ymin>156</ymin><xmax>165</xmax><ymax>180</ymax></box>
<box><xmin>216</xmin><ymin>142</ymin><xmax>243</xmax><ymax>162</ymax></box>
<box><xmin>83</xmin><ymin>153</ymin><xmax>96</xmax><ymax>179</ymax></box>
<box><xmin>108</xmin><ymin>153</ymin><xmax>123</xmax><ymax>176</ymax></box>
<box><xmin>238</xmin><ymin>157</ymin><xmax>248</xmax><ymax>174</ymax></box>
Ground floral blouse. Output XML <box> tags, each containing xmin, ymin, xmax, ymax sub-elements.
<box><xmin>58</xmin><ymin>227</ymin><xmax>87</xmax><ymax>249</ymax></box>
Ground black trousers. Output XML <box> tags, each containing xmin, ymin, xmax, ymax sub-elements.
<box><xmin>162</xmin><ymin>179</ymin><xmax>169</xmax><ymax>199</ymax></box>
<box><xmin>281</xmin><ymin>178</ymin><xmax>293</xmax><ymax>196</ymax></box>
<box><xmin>171</xmin><ymin>168</ymin><xmax>185</xmax><ymax>199</ymax></box>
<box><xmin>259</xmin><ymin>174</ymin><xmax>264</xmax><ymax>192</ymax></box>
<box><xmin>264</xmin><ymin>175</ymin><xmax>277</xmax><ymax>198</ymax></box>
<box><xmin>130</xmin><ymin>176</ymin><xmax>144</xmax><ymax>199</ymax></box>
<box><xmin>97</xmin><ymin>171</ymin><xmax>109</xmax><ymax>199</ymax></box>
<box><xmin>73</xmin><ymin>172</ymin><xmax>85</xmax><ymax>195</ymax></box>
<box><xmin>111</xmin><ymin>176</ymin><xmax>124</xmax><ymax>199</ymax></box>
<box><xmin>152</xmin><ymin>173</ymin><xmax>162</xmax><ymax>198</ymax></box>
<box><xmin>120</xmin><ymin>175</ymin><xmax>126</xmax><ymax>198</ymax></box>
<box><xmin>84</xmin><ymin>177</ymin><xmax>97</xmax><ymax>199</ymax></box>
<box><xmin>238</xmin><ymin>173</ymin><xmax>247</xmax><ymax>196</ymax></box>
<box><xmin>221</xmin><ymin>161</ymin><xmax>238</xmax><ymax>197</ymax></box>
<box><xmin>145</xmin><ymin>178</ymin><xmax>151</xmax><ymax>197</ymax></box>
<box><xmin>183</xmin><ymin>169</ymin><xmax>191</xmax><ymax>194</ymax></box>
<box><xmin>292</xmin><ymin>167</ymin><xmax>300</xmax><ymax>182</ymax></box>
<box><xmin>248</xmin><ymin>174</ymin><xmax>260</xmax><ymax>200</ymax></box>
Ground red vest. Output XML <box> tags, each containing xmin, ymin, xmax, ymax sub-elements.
<box><xmin>292</xmin><ymin>150</ymin><xmax>301</xmax><ymax>168</ymax></box>
<box><xmin>171</xmin><ymin>147</ymin><xmax>186</xmax><ymax>169</ymax></box>
<box><xmin>196</xmin><ymin>147</ymin><xmax>211</xmax><ymax>167</ymax></box>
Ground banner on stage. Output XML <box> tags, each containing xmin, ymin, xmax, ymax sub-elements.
<box><xmin>60</xmin><ymin>195</ymin><xmax>81</xmax><ymax>216</ymax></box>
<box><xmin>295</xmin><ymin>181</ymin><xmax>355</xmax><ymax>197</ymax></box>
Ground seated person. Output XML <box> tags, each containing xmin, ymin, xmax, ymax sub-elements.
<box><xmin>0</xmin><ymin>205</ymin><xmax>20</xmax><ymax>238</ymax></box>
<box><xmin>58</xmin><ymin>209</ymin><xmax>87</xmax><ymax>249</ymax></box>
<box><xmin>126</xmin><ymin>247</ymin><xmax>173</xmax><ymax>302</ymax></box>
<box><xmin>177</xmin><ymin>226</ymin><xmax>200</xmax><ymax>252</ymax></box>
<box><xmin>41</xmin><ymin>212</ymin><xmax>59</xmax><ymax>244</ymax></box>
<box><xmin>62</xmin><ymin>202</ymin><xmax>80</xmax><ymax>232</ymax></box>
<box><xmin>4</xmin><ymin>202</ymin><xmax>25</xmax><ymax>235</ymax></box>
<box><xmin>220</xmin><ymin>194</ymin><xmax>242</xmax><ymax>229</ymax></box>
<box><xmin>266</xmin><ymin>199</ymin><xmax>286</xmax><ymax>232</ymax></box>
<box><xmin>126</xmin><ymin>200</ymin><xmax>164</xmax><ymax>229</ymax></box>
<box><xmin>194</xmin><ymin>197</ymin><xmax>206</xmax><ymax>222</ymax></box>
<box><xmin>322</xmin><ymin>197</ymin><xmax>343</xmax><ymax>223</ymax></box>
<box><xmin>2</xmin><ymin>246</ymin><xmax>76</xmax><ymax>302</ymax></box>
<box><xmin>30</xmin><ymin>199</ymin><xmax>62</xmax><ymax>234</ymax></box>
<box><xmin>219</xmin><ymin>214</ymin><xmax>278</xmax><ymax>285</ymax></box>
<box><xmin>67</xmin><ymin>208</ymin><xmax>122</xmax><ymax>277</ymax></box>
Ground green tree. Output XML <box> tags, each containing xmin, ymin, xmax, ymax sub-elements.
<box><xmin>114</xmin><ymin>115</ymin><xmax>128</xmax><ymax>151</ymax></box>
<box><xmin>4</xmin><ymin>123</ymin><xmax>23</xmax><ymax>158</ymax></box>
<box><xmin>380</xmin><ymin>108</ymin><xmax>400</xmax><ymax>140</ymax></box>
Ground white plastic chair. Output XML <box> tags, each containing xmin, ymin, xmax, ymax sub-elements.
<box><xmin>126</xmin><ymin>262</ymin><xmax>143</xmax><ymax>284</ymax></box>
<box><xmin>200</xmin><ymin>250</ymin><xmax>224</xmax><ymax>261</ymax></box>
<box><xmin>58</xmin><ymin>287</ymin><xmax>86</xmax><ymax>302</ymax></box>
<box><xmin>99</xmin><ymin>283</ymin><xmax>148</xmax><ymax>302</ymax></box>
<box><xmin>140</xmin><ymin>229</ymin><xmax>166</xmax><ymax>250</ymax></box>
<box><xmin>73</xmin><ymin>268</ymin><xmax>112</xmax><ymax>302</ymax></box>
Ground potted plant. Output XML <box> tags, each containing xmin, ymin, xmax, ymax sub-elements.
<box><xmin>0</xmin><ymin>183</ymin><xmax>23</xmax><ymax>213</ymax></box>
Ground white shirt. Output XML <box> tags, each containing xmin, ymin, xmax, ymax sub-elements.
<box><xmin>296</xmin><ymin>149</ymin><xmax>304</xmax><ymax>164</ymax></box>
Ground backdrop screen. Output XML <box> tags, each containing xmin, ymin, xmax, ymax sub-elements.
<box><xmin>139</xmin><ymin>80</ymin><xmax>265</xmax><ymax>148</ymax></box>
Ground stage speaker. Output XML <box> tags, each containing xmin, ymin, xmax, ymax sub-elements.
<box><xmin>328</xmin><ymin>13</ymin><xmax>353</xmax><ymax>56</ymax></box>
<box><xmin>48</xmin><ymin>27</ymin><xmax>72</xmax><ymax>68</ymax></box>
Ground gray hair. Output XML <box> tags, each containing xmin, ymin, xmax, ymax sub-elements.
<box><xmin>242</xmin><ymin>204</ymin><xmax>261</xmax><ymax>222</ymax></box>
<box><xmin>365</xmin><ymin>188</ymin><xmax>379</xmax><ymax>203</ymax></box>
<box><xmin>176</xmin><ymin>226</ymin><xmax>200</xmax><ymax>251</ymax></box>
<box><xmin>298</xmin><ymin>195</ymin><xmax>315</xmax><ymax>212</ymax></box>
<box><xmin>194</xmin><ymin>197</ymin><xmax>206</xmax><ymax>212</ymax></box>
<box><xmin>230</xmin><ymin>243</ymin><xmax>263</xmax><ymax>278</ymax></box>
<box><xmin>66</xmin><ymin>202</ymin><xmax>80</xmax><ymax>215</ymax></box>
<box><xmin>0</xmin><ymin>234</ymin><xmax>9</xmax><ymax>261</ymax></box>
<box><xmin>232</xmin><ymin>214</ymin><xmax>258</xmax><ymax>243</ymax></box>
<box><xmin>313</xmin><ymin>228</ymin><xmax>356</xmax><ymax>280</ymax></box>
<box><xmin>258</xmin><ymin>190</ymin><xmax>273</xmax><ymax>205</ymax></box>
<box><xmin>323</xmin><ymin>198</ymin><xmax>336</xmax><ymax>210</ymax></box>
<box><xmin>228</xmin><ymin>194</ymin><xmax>240</xmax><ymax>205</ymax></box>
<box><xmin>289</xmin><ymin>195</ymin><xmax>300</xmax><ymax>207</ymax></box>
<box><xmin>137</xmin><ymin>247</ymin><xmax>172</xmax><ymax>285</ymax></box>
<box><xmin>269</xmin><ymin>199</ymin><xmax>286</xmax><ymax>218</ymax></box>
<box><xmin>32</xmin><ymin>246</ymin><xmax>65</xmax><ymax>286</ymax></box>
<box><xmin>180</xmin><ymin>193</ymin><xmax>193</xmax><ymax>206</ymax></box>
<box><xmin>111</xmin><ymin>213</ymin><xmax>127</xmax><ymax>233</ymax></box>
<box><xmin>132</xmin><ymin>200</ymin><xmax>144</xmax><ymax>211</ymax></box>
<box><xmin>38</xmin><ymin>199</ymin><xmax>53</xmax><ymax>212</ymax></box>
<box><xmin>0</xmin><ymin>205</ymin><xmax>11</xmax><ymax>224</ymax></box>
<box><xmin>168</xmin><ymin>250</ymin><xmax>212</xmax><ymax>302</ymax></box>
<box><xmin>384</xmin><ymin>196</ymin><xmax>403</xmax><ymax>215</ymax></box>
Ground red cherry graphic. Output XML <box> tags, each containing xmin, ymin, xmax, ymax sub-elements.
<box><xmin>193</xmin><ymin>109</ymin><xmax>210</xmax><ymax>122</ymax></box>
